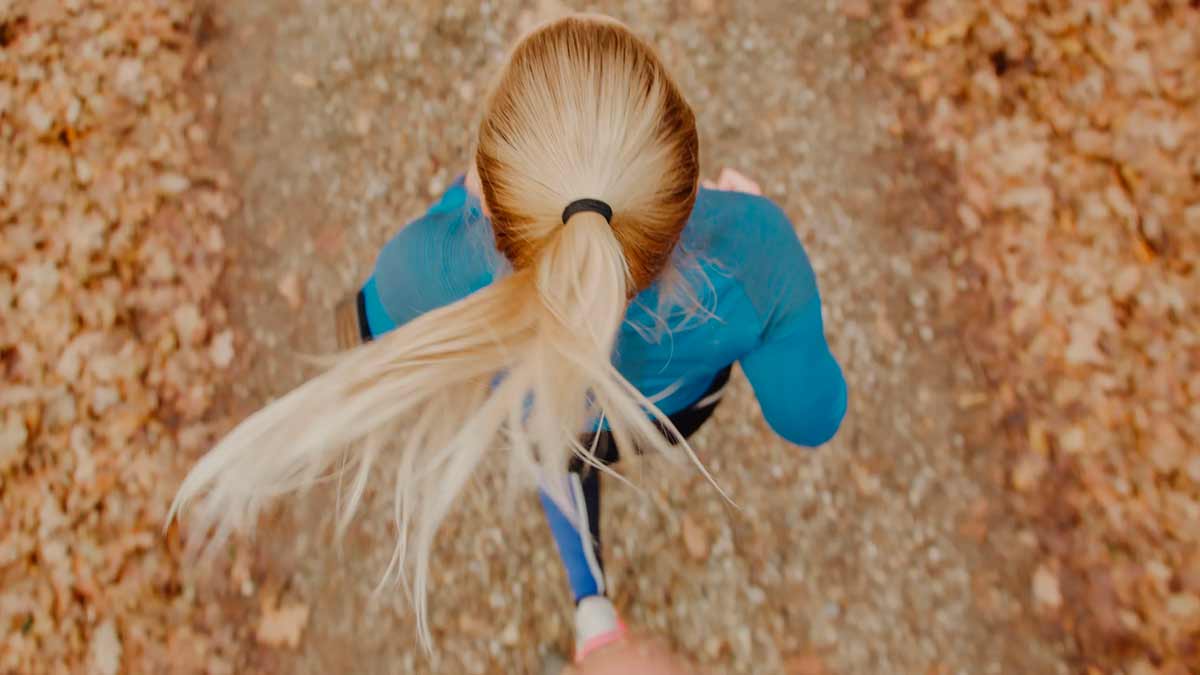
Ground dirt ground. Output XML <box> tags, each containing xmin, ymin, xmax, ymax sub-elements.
<box><xmin>202</xmin><ymin>1</ymin><xmax>1076</xmax><ymax>672</ymax></box>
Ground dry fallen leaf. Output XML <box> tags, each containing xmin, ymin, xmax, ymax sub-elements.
<box><xmin>351</xmin><ymin>110</ymin><xmax>372</xmax><ymax>136</ymax></box>
<box><xmin>458</xmin><ymin>612</ymin><xmax>491</xmax><ymax>637</ymax></box>
<box><xmin>0</xmin><ymin>410</ymin><xmax>28</xmax><ymax>472</ymax></box>
<box><xmin>277</xmin><ymin>272</ymin><xmax>304</xmax><ymax>309</ymax></box>
<box><xmin>291</xmin><ymin>72</ymin><xmax>318</xmax><ymax>89</ymax></box>
<box><xmin>1033</xmin><ymin>565</ymin><xmax>1062</xmax><ymax>611</ymax></box>
<box><xmin>1011</xmin><ymin>454</ymin><xmax>1047</xmax><ymax>492</ymax></box>
<box><xmin>784</xmin><ymin>651</ymin><xmax>828</xmax><ymax>675</ymax></box>
<box><xmin>157</xmin><ymin>172</ymin><xmax>191</xmax><ymax>196</ymax></box>
<box><xmin>256</xmin><ymin>597</ymin><xmax>310</xmax><ymax>649</ymax></box>
<box><xmin>841</xmin><ymin>0</ymin><xmax>870</xmax><ymax>20</ymax></box>
<box><xmin>210</xmin><ymin>330</ymin><xmax>235</xmax><ymax>368</ymax></box>
<box><xmin>314</xmin><ymin>223</ymin><xmax>346</xmax><ymax>258</ymax></box>
<box><xmin>1167</xmin><ymin>594</ymin><xmax>1200</xmax><ymax>621</ymax></box>
<box><xmin>681</xmin><ymin>513</ymin><xmax>709</xmax><ymax>561</ymax></box>
<box><xmin>851</xmin><ymin>461</ymin><xmax>881</xmax><ymax>496</ymax></box>
<box><xmin>88</xmin><ymin>620</ymin><xmax>122</xmax><ymax>675</ymax></box>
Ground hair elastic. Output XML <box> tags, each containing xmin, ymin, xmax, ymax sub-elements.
<box><xmin>562</xmin><ymin>198</ymin><xmax>613</xmax><ymax>224</ymax></box>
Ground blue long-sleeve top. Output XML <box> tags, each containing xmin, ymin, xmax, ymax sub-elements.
<box><xmin>360</xmin><ymin>179</ymin><xmax>847</xmax><ymax>447</ymax></box>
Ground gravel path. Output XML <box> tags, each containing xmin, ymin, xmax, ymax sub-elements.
<box><xmin>204</xmin><ymin>1</ymin><xmax>1075</xmax><ymax>672</ymax></box>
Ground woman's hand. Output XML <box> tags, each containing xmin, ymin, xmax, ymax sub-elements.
<box><xmin>568</xmin><ymin>635</ymin><xmax>698</xmax><ymax>675</ymax></box>
<box><xmin>701</xmin><ymin>167</ymin><xmax>762</xmax><ymax>195</ymax></box>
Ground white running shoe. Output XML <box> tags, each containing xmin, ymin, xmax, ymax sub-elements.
<box><xmin>574</xmin><ymin>596</ymin><xmax>626</xmax><ymax>662</ymax></box>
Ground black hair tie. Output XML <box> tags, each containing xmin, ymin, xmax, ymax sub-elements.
<box><xmin>562</xmin><ymin>198</ymin><xmax>613</xmax><ymax>224</ymax></box>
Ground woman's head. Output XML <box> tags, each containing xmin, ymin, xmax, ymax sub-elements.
<box><xmin>172</xmin><ymin>14</ymin><xmax>714</xmax><ymax>650</ymax></box>
<box><xmin>477</xmin><ymin>15</ymin><xmax>699</xmax><ymax>291</ymax></box>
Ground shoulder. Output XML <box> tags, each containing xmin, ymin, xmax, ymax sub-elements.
<box><xmin>688</xmin><ymin>188</ymin><xmax>800</xmax><ymax>250</ymax></box>
<box><xmin>377</xmin><ymin>186</ymin><xmax>484</xmax><ymax>276</ymax></box>
<box><xmin>685</xmin><ymin>189</ymin><xmax>819</xmax><ymax>334</ymax></box>
<box><xmin>383</xmin><ymin>180</ymin><xmax>486</xmax><ymax>249</ymax></box>
<box><xmin>373</xmin><ymin>182</ymin><xmax>498</xmax><ymax>324</ymax></box>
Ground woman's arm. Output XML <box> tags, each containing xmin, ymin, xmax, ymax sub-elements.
<box><xmin>740</xmin><ymin>294</ymin><xmax>847</xmax><ymax>447</ymax></box>
<box><xmin>726</xmin><ymin>192</ymin><xmax>847</xmax><ymax>447</ymax></box>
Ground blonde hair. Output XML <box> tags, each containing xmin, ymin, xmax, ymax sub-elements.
<box><xmin>171</xmin><ymin>15</ymin><xmax>704</xmax><ymax>647</ymax></box>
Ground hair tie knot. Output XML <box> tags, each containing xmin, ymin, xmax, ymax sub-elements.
<box><xmin>562</xmin><ymin>198</ymin><xmax>613</xmax><ymax>224</ymax></box>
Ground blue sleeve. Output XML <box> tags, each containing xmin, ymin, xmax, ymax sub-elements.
<box><xmin>723</xmin><ymin>194</ymin><xmax>846</xmax><ymax>447</ymax></box>
<box><xmin>740</xmin><ymin>295</ymin><xmax>847</xmax><ymax>447</ymax></box>
<box><xmin>361</xmin><ymin>179</ymin><xmax>495</xmax><ymax>337</ymax></box>
<box><xmin>360</xmin><ymin>275</ymin><xmax>397</xmax><ymax>336</ymax></box>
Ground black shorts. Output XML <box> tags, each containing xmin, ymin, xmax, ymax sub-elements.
<box><xmin>576</xmin><ymin>364</ymin><xmax>732</xmax><ymax>468</ymax></box>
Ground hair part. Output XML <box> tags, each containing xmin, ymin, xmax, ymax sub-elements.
<box><xmin>170</xmin><ymin>14</ymin><xmax>707</xmax><ymax>650</ymax></box>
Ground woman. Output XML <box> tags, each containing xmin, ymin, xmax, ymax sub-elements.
<box><xmin>173</xmin><ymin>14</ymin><xmax>846</xmax><ymax>661</ymax></box>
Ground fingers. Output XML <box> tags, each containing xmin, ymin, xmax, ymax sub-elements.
<box><xmin>715</xmin><ymin>167</ymin><xmax>762</xmax><ymax>195</ymax></box>
<box><xmin>571</xmin><ymin>635</ymin><xmax>699</xmax><ymax>675</ymax></box>
<box><xmin>701</xmin><ymin>168</ymin><xmax>762</xmax><ymax>196</ymax></box>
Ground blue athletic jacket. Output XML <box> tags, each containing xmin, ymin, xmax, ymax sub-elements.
<box><xmin>359</xmin><ymin>179</ymin><xmax>847</xmax><ymax>447</ymax></box>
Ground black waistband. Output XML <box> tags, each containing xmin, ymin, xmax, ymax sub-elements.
<box><xmin>354</xmin><ymin>289</ymin><xmax>374</xmax><ymax>343</ymax></box>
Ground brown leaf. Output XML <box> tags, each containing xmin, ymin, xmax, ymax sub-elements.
<box><xmin>959</xmin><ymin>499</ymin><xmax>990</xmax><ymax>542</ymax></box>
<box><xmin>851</xmin><ymin>462</ymin><xmax>881</xmax><ymax>496</ymax></box>
<box><xmin>1033</xmin><ymin>565</ymin><xmax>1062</xmax><ymax>611</ymax></box>
<box><xmin>230</xmin><ymin>544</ymin><xmax>254</xmax><ymax>595</ymax></box>
<box><xmin>1012</xmin><ymin>454</ymin><xmax>1047</xmax><ymax>492</ymax></box>
<box><xmin>0</xmin><ymin>410</ymin><xmax>29</xmax><ymax>473</ymax></box>
<box><xmin>841</xmin><ymin>0</ymin><xmax>870</xmax><ymax>20</ymax></box>
<box><xmin>1167</xmin><ymin>594</ymin><xmax>1200</xmax><ymax>621</ymax></box>
<box><xmin>314</xmin><ymin>223</ymin><xmax>345</xmax><ymax>258</ymax></box>
<box><xmin>277</xmin><ymin>272</ymin><xmax>304</xmax><ymax>310</ymax></box>
<box><xmin>351</xmin><ymin>110</ymin><xmax>372</xmax><ymax>137</ymax></box>
<box><xmin>681</xmin><ymin>514</ymin><xmax>709</xmax><ymax>561</ymax></box>
<box><xmin>291</xmin><ymin>72</ymin><xmax>317</xmax><ymax>89</ymax></box>
<box><xmin>457</xmin><ymin>613</ymin><xmax>490</xmax><ymax>637</ymax></box>
<box><xmin>1057</xmin><ymin>427</ymin><xmax>1086</xmax><ymax>454</ymax></box>
<box><xmin>785</xmin><ymin>651</ymin><xmax>828</xmax><ymax>675</ymax></box>
<box><xmin>157</xmin><ymin>173</ymin><xmax>190</xmax><ymax>196</ymax></box>
<box><xmin>256</xmin><ymin>597</ymin><xmax>310</xmax><ymax>649</ymax></box>
<box><xmin>1149</xmin><ymin>424</ymin><xmax>1187</xmax><ymax>474</ymax></box>
<box><xmin>88</xmin><ymin>619</ymin><xmax>122</xmax><ymax>675</ymax></box>
<box><xmin>956</xmin><ymin>391</ymin><xmax>987</xmax><ymax>409</ymax></box>
<box><xmin>209</xmin><ymin>330</ymin><xmax>235</xmax><ymax>368</ymax></box>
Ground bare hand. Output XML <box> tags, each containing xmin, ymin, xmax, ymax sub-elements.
<box><xmin>568</xmin><ymin>636</ymin><xmax>699</xmax><ymax>675</ymax></box>
<box><xmin>700</xmin><ymin>167</ymin><xmax>762</xmax><ymax>195</ymax></box>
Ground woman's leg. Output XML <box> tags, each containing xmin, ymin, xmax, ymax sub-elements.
<box><xmin>539</xmin><ymin>466</ymin><xmax>607</xmax><ymax>602</ymax></box>
<box><xmin>540</xmin><ymin>366</ymin><xmax>733</xmax><ymax>599</ymax></box>
<box><xmin>540</xmin><ymin>367</ymin><xmax>732</xmax><ymax>659</ymax></box>
<box><xmin>539</xmin><ymin>436</ymin><xmax>623</xmax><ymax>660</ymax></box>
<box><xmin>539</xmin><ymin>431</ymin><xmax>618</xmax><ymax>601</ymax></box>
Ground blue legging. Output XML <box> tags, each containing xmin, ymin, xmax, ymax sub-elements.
<box><xmin>540</xmin><ymin>366</ymin><xmax>730</xmax><ymax>603</ymax></box>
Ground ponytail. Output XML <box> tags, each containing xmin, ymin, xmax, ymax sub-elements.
<box><xmin>171</xmin><ymin>212</ymin><xmax>713</xmax><ymax>646</ymax></box>
<box><xmin>171</xmin><ymin>14</ymin><xmax>706</xmax><ymax>649</ymax></box>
